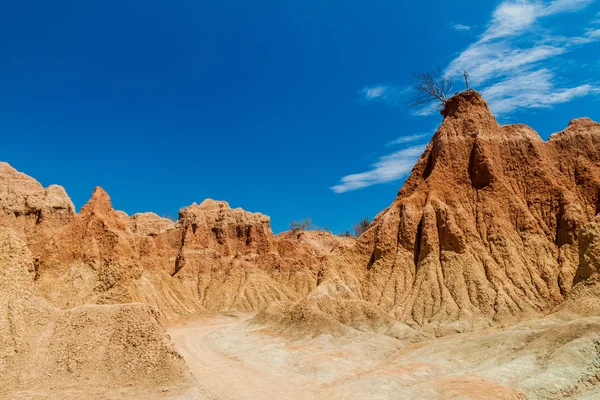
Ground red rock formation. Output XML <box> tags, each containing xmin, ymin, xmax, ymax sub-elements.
<box><xmin>0</xmin><ymin>169</ymin><xmax>351</xmax><ymax>319</ymax></box>
<box><xmin>1</xmin><ymin>91</ymin><xmax>599</xmax><ymax>337</ymax></box>
<box><xmin>171</xmin><ymin>199</ymin><xmax>349</xmax><ymax>311</ymax></box>
<box><xmin>0</xmin><ymin>162</ymin><xmax>74</xmax><ymax>234</ymax></box>
<box><xmin>261</xmin><ymin>91</ymin><xmax>600</xmax><ymax>336</ymax></box>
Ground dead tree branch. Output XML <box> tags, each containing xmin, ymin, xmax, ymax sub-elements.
<box><xmin>408</xmin><ymin>67</ymin><xmax>454</xmax><ymax>109</ymax></box>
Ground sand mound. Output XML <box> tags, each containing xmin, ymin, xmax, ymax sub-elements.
<box><xmin>0</xmin><ymin>227</ymin><xmax>191</xmax><ymax>398</ymax></box>
<box><xmin>253</xmin><ymin>296</ymin><xmax>427</xmax><ymax>341</ymax></box>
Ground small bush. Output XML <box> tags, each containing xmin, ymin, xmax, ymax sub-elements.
<box><xmin>289</xmin><ymin>218</ymin><xmax>312</xmax><ymax>232</ymax></box>
<box><xmin>353</xmin><ymin>217</ymin><xmax>371</xmax><ymax>237</ymax></box>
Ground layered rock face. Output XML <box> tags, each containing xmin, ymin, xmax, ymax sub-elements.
<box><xmin>302</xmin><ymin>91</ymin><xmax>600</xmax><ymax>334</ymax></box>
<box><xmin>0</xmin><ymin>170</ymin><xmax>350</xmax><ymax>319</ymax></box>
<box><xmin>0</xmin><ymin>162</ymin><xmax>74</xmax><ymax>234</ymax></box>
<box><xmin>558</xmin><ymin>214</ymin><xmax>600</xmax><ymax>317</ymax></box>
<box><xmin>1</xmin><ymin>91</ymin><xmax>599</xmax><ymax>338</ymax></box>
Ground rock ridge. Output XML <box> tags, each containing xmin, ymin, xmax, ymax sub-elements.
<box><xmin>0</xmin><ymin>90</ymin><xmax>599</xmax><ymax>337</ymax></box>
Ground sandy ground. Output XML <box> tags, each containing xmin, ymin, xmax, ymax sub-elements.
<box><xmin>166</xmin><ymin>313</ymin><xmax>600</xmax><ymax>400</ymax></box>
<box><xmin>5</xmin><ymin>312</ymin><xmax>599</xmax><ymax>399</ymax></box>
<box><xmin>168</xmin><ymin>315</ymin><xmax>328</xmax><ymax>400</ymax></box>
<box><xmin>166</xmin><ymin>315</ymin><xmax>515</xmax><ymax>400</ymax></box>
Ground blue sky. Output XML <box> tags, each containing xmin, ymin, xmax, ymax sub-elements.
<box><xmin>1</xmin><ymin>1</ymin><xmax>599</xmax><ymax>233</ymax></box>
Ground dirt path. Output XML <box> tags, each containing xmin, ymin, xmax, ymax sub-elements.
<box><xmin>167</xmin><ymin>316</ymin><xmax>323</xmax><ymax>400</ymax></box>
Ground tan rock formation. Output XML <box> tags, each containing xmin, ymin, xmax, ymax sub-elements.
<box><xmin>0</xmin><ymin>162</ymin><xmax>75</xmax><ymax>234</ymax></box>
<box><xmin>267</xmin><ymin>91</ymin><xmax>600</xmax><ymax>336</ymax></box>
<box><xmin>171</xmin><ymin>200</ymin><xmax>348</xmax><ymax>312</ymax></box>
<box><xmin>1</xmin><ymin>91</ymin><xmax>598</xmax><ymax>339</ymax></box>
<box><xmin>556</xmin><ymin>215</ymin><xmax>600</xmax><ymax>317</ymax></box>
<box><xmin>0</xmin><ymin>167</ymin><xmax>351</xmax><ymax>320</ymax></box>
<box><xmin>127</xmin><ymin>212</ymin><xmax>176</xmax><ymax>236</ymax></box>
<box><xmin>1</xmin><ymin>89</ymin><xmax>600</xmax><ymax>399</ymax></box>
<box><xmin>0</xmin><ymin>227</ymin><xmax>190</xmax><ymax>398</ymax></box>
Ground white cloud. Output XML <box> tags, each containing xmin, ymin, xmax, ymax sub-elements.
<box><xmin>543</xmin><ymin>0</ymin><xmax>596</xmax><ymax>14</ymax></box>
<box><xmin>569</xmin><ymin>27</ymin><xmax>600</xmax><ymax>44</ymax></box>
<box><xmin>339</xmin><ymin>0</ymin><xmax>600</xmax><ymax>193</ymax></box>
<box><xmin>442</xmin><ymin>0</ymin><xmax>600</xmax><ymax>115</ymax></box>
<box><xmin>481</xmin><ymin>0</ymin><xmax>595</xmax><ymax>42</ymax></box>
<box><xmin>585</xmin><ymin>28</ymin><xmax>600</xmax><ymax>40</ymax></box>
<box><xmin>331</xmin><ymin>145</ymin><xmax>426</xmax><ymax>193</ymax></box>
<box><xmin>446</xmin><ymin>43</ymin><xmax>566</xmax><ymax>84</ymax></box>
<box><xmin>481</xmin><ymin>69</ymin><xmax>599</xmax><ymax>115</ymax></box>
<box><xmin>446</xmin><ymin>0</ymin><xmax>600</xmax><ymax>85</ymax></box>
<box><xmin>360</xmin><ymin>85</ymin><xmax>410</xmax><ymax>105</ymax></box>
<box><xmin>482</xmin><ymin>1</ymin><xmax>540</xmax><ymax>41</ymax></box>
<box><xmin>411</xmin><ymin>102</ymin><xmax>441</xmax><ymax>117</ymax></box>
<box><xmin>452</xmin><ymin>24</ymin><xmax>472</xmax><ymax>32</ymax></box>
<box><xmin>362</xmin><ymin>86</ymin><xmax>386</xmax><ymax>99</ymax></box>
<box><xmin>387</xmin><ymin>133</ymin><xmax>431</xmax><ymax>146</ymax></box>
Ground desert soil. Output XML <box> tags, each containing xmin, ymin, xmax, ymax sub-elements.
<box><xmin>166</xmin><ymin>312</ymin><xmax>600</xmax><ymax>400</ymax></box>
<box><xmin>168</xmin><ymin>314</ymin><xmax>327</xmax><ymax>400</ymax></box>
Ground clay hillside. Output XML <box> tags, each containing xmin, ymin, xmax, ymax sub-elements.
<box><xmin>0</xmin><ymin>163</ymin><xmax>353</xmax><ymax>320</ymax></box>
<box><xmin>1</xmin><ymin>91</ymin><xmax>600</xmax><ymax>332</ymax></box>
<box><xmin>258</xmin><ymin>91</ymin><xmax>600</xmax><ymax>337</ymax></box>
<box><xmin>2</xmin><ymin>90</ymin><xmax>600</xmax><ymax>399</ymax></box>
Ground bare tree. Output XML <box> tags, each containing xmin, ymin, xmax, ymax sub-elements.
<box><xmin>289</xmin><ymin>218</ymin><xmax>311</xmax><ymax>232</ymax></box>
<box><xmin>408</xmin><ymin>67</ymin><xmax>454</xmax><ymax>110</ymax></box>
<box><xmin>353</xmin><ymin>217</ymin><xmax>371</xmax><ymax>237</ymax></box>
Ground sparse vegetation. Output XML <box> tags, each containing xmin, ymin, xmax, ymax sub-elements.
<box><xmin>289</xmin><ymin>218</ymin><xmax>312</xmax><ymax>232</ymax></box>
<box><xmin>408</xmin><ymin>67</ymin><xmax>454</xmax><ymax>110</ymax></box>
<box><xmin>353</xmin><ymin>217</ymin><xmax>371</xmax><ymax>237</ymax></box>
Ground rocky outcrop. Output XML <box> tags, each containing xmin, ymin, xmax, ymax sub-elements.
<box><xmin>1</xmin><ymin>91</ymin><xmax>598</xmax><ymax>338</ymax></box>
<box><xmin>0</xmin><ymin>162</ymin><xmax>75</xmax><ymax>233</ymax></box>
<box><xmin>0</xmin><ymin>228</ymin><xmax>190</xmax><ymax>398</ymax></box>
<box><xmin>0</xmin><ymin>167</ymin><xmax>352</xmax><ymax>319</ymax></box>
<box><xmin>556</xmin><ymin>215</ymin><xmax>600</xmax><ymax>317</ymax></box>
<box><xmin>170</xmin><ymin>200</ymin><xmax>348</xmax><ymax>312</ymax></box>
<box><xmin>269</xmin><ymin>91</ymin><xmax>600</xmax><ymax>336</ymax></box>
<box><xmin>575</xmin><ymin>215</ymin><xmax>600</xmax><ymax>284</ymax></box>
<box><xmin>126</xmin><ymin>212</ymin><xmax>176</xmax><ymax>236</ymax></box>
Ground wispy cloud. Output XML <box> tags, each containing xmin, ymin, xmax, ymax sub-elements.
<box><xmin>443</xmin><ymin>0</ymin><xmax>600</xmax><ymax>115</ymax></box>
<box><xmin>481</xmin><ymin>69</ymin><xmax>599</xmax><ymax>115</ymax></box>
<box><xmin>331</xmin><ymin>145</ymin><xmax>426</xmax><ymax>193</ymax></box>
<box><xmin>480</xmin><ymin>0</ymin><xmax>595</xmax><ymax>42</ymax></box>
<box><xmin>362</xmin><ymin>86</ymin><xmax>386</xmax><ymax>99</ymax></box>
<box><xmin>447</xmin><ymin>44</ymin><xmax>567</xmax><ymax>85</ymax></box>
<box><xmin>452</xmin><ymin>24</ymin><xmax>472</xmax><ymax>32</ymax></box>
<box><xmin>360</xmin><ymin>85</ymin><xmax>410</xmax><ymax>105</ymax></box>
<box><xmin>402</xmin><ymin>0</ymin><xmax>600</xmax><ymax>117</ymax></box>
<box><xmin>332</xmin><ymin>132</ymin><xmax>431</xmax><ymax>193</ymax></box>
<box><xmin>481</xmin><ymin>1</ymin><xmax>539</xmax><ymax>41</ymax></box>
<box><xmin>339</xmin><ymin>0</ymin><xmax>600</xmax><ymax>193</ymax></box>
<box><xmin>387</xmin><ymin>133</ymin><xmax>431</xmax><ymax>146</ymax></box>
<box><xmin>544</xmin><ymin>0</ymin><xmax>596</xmax><ymax>14</ymax></box>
